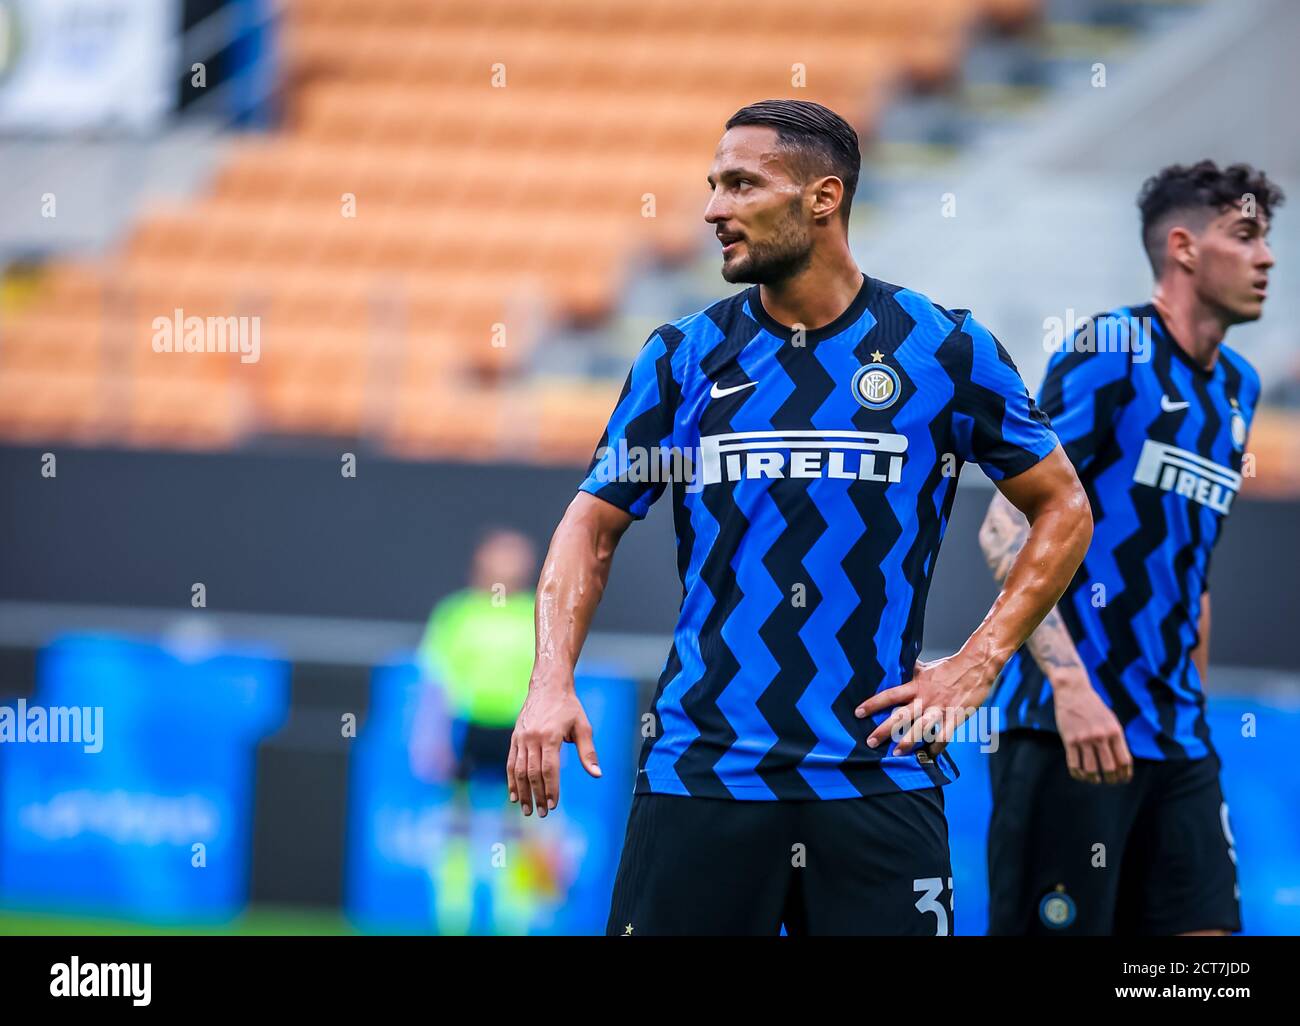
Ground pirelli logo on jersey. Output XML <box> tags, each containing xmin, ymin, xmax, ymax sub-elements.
<box><xmin>698</xmin><ymin>430</ymin><xmax>908</xmax><ymax>486</ymax></box>
<box><xmin>1132</xmin><ymin>439</ymin><xmax>1241</xmax><ymax>514</ymax></box>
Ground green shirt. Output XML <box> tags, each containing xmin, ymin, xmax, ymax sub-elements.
<box><xmin>418</xmin><ymin>588</ymin><xmax>535</xmax><ymax>728</ymax></box>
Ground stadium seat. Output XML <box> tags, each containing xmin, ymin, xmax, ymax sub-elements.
<box><xmin>2</xmin><ymin>0</ymin><xmax>1036</xmax><ymax>462</ymax></box>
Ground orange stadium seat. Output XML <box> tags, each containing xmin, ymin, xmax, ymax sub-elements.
<box><xmin>386</xmin><ymin>383</ymin><xmax>514</xmax><ymax>461</ymax></box>
<box><xmin>125</xmin><ymin>372</ymin><xmax>248</xmax><ymax>449</ymax></box>
<box><xmin>0</xmin><ymin>368</ymin><xmax>106</xmax><ymax>443</ymax></box>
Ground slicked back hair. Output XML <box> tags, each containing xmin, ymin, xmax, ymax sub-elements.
<box><xmin>725</xmin><ymin>99</ymin><xmax>861</xmax><ymax>224</ymax></box>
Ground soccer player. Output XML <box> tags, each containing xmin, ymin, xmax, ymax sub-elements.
<box><xmin>981</xmin><ymin>161</ymin><xmax>1283</xmax><ymax>935</ymax></box>
<box><xmin>508</xmin><ymin>99</ymin><xmax>1092</xmax><ymax>935</ymax></box>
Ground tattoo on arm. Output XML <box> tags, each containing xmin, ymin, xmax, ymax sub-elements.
<box><xmin>1025</xmin><ymin>608</ymin><xmax>1084</xmax><ymax>672</ymax></box>
<box><xmin>978</xmin><ymin>493</ymin><xmax>1031</xmax><ymax>582</ymax></box>
<box><xmin>979</xmin><ymin>493</ymin><xmax>1084</xmax><ymax>675</ymax></box>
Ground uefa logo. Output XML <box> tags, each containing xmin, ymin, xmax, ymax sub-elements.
<box><xmin>851</xmin><ymin>360</ymin><xmax>901</xmax><ymax>411</ymax></box>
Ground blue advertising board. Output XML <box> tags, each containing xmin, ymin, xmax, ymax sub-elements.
<box><xmin>0</xmin><ymin>634</ymin><xmax>289</xmax><ymax>923</ymax></box>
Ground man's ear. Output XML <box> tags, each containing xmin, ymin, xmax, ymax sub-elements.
<box><xmin>810</xmin><ymin>176</ymin><xmax>845</xmax><ymax>222</ymax></box>
<box><xmin>1165</xmin><ymin>224</ymin><xmax>1198</xmax><ymax>273</ymax></box>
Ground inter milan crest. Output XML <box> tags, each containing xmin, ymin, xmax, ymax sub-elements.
<box><xmin>1038</xmin><ymin>885</ymin><xmax>1076</xmax><ymax>929</ymax></box>
<box><xmin>1229</xmin><ymin>399</ymin><xmax>1246</xmax><ymax>450</ymax></box>
<box><xmin>851</xmin><ymin>350</ymin><xmax>900</xmax><ymax>411</ymax></box>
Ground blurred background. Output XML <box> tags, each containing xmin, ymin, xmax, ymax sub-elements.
<box><xmin>0</xmin><ymin>0</ymin><xmax>1297</xmax><ymax>935</ymax></box>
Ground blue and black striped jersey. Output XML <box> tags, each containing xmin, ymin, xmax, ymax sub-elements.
<box><xmin>580</xmin><ymin>274</ymin><xmax>1058</xmax><ymax>799</ymax></box>
<box><xmin>992</xmin><ymin>304</ymin><xmax>1260</xmax><ymax>760</ymax></box>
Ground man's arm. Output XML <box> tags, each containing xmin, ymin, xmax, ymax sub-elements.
<box><xmin>856</xmin><ymin>447</ymin><xmax>1092</xmax><ymax>758</ymax></box>
<box><xmin>507</xmin><ymin>492</ymin><xmax>633</xmax><ymax>817</ymax></box>
<box><xmin>1192</xmin><ymin>589</ymin><xmax>1210</xmax><ymax>685</ymax></box>
<box><xmin>978</xmin><ymin>490</ymin><xmax>1133</xmax><ymax>784</ymax></box>
<box><xmin>978</xmin><ymin>493</ymin><xmax>1088</xmax><ymax>676</ymax></box>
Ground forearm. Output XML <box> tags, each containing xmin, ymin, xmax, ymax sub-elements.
<box><xmin>531</xmin><ymin>496</ymin><xmax>626</xmax><ymax>689</ymax></box>
<box><xmin>1191</xmin><ymin>590</ymin><xmax>1210</xmax><ymax>685</ymax></box>
<box><xmin>968</xmin><ymin>483</ymin><xmax>1092</xmax><ymax>676</ymax></box>
<box><xmin>859</xmin><ymin>450</ymin><xmax>1093</xmax><ymax>758</ymax></box>
<box><xmin>979</xmin><ymin>492</ymin><xmax>1087</xmax><ymax>681</ymax></box>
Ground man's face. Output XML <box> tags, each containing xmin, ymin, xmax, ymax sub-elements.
<box><xmin>704</xmin><ymin>126</ymin><xmax>815</xmax><ymax>285</ymax></box>
<box><xmin>1189</xmin><ymin>204</ymin><xmax>1275</xmax><ymax>324</ymax></box>
<box><xmin>472</xmin><ymin>532</ymin><xmax>536</xmax><ymax>594</ymax></box>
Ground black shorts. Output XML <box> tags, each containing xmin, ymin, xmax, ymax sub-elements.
<box><xmin>606</xmin><ymin>788</ymin><xmax>953</xmax><ymax>936</ymax></box>
<box><xmin>987</xmin><ymin>730</ymin><xmax>1240</xmax><ymax>935</ymax></box>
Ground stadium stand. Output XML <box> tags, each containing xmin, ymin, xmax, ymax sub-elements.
<box><xmin>0</xmin><ymin>0</ymin><xmax>1040</xmax><ymax>460</ymax></box>
<box><xmin>2</xmin><ymin>0</ymin><xmax>1295</xmax><ymax>489</ymax></box>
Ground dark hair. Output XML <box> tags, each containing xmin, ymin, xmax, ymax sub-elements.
<box><xmin>725</xmin><ymin>99</ymin><xmax>861</xmax><ymax>223</ymax></box>
<box><xmin>1137</xmin><ymin>160</ymin><xmax>1285</xmax><ymax>273</ymax></box>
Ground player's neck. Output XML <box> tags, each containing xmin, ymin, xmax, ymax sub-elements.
<box><xmin>1150</xmin><ymin>284</ymin><xmax>1227</xmax><ymax>372</ymax></box>
<box><xmin>758</xmin><ymin>250</ymin><xmax>864</xmax><ymax>333</ymax></box>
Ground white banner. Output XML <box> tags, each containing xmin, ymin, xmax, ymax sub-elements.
<box><xmin>0</xmin><ymin>0</ymin><xmax>180</xmax><ymax>133</ymax></box>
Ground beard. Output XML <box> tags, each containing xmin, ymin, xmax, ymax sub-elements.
<box><xmin>720</xmin><ymin>202</ymin><xmax>814</xmax><ymax>285</ymax></box>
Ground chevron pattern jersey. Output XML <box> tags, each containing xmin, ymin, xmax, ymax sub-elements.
<box><xmin>992</xmin><ymin>304</ymin><xmax>1260</xmax><ymax>760</ymax></box>
<box><xmin>580</xmin><ymin>274</ymin><xmax>1059</xmax><ymax>799</ymax></box>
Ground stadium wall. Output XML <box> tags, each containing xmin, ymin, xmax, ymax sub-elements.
<box><xmin>1</xmin><ymin>443</ymin><xmax>1295</xmax><ymax>672</ymax></box>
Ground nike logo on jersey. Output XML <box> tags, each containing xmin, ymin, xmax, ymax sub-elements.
<box><xmin>1160</xmin><ymin>394</ymin><xmax>1191</xmax><ymax>413</ymax></box>
<box><xmin>710</xmin><ymin>380</ymin><xmax>758</xmax><ymax>399</ymax></box>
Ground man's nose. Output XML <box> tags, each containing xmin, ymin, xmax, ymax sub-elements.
<box><xmin>1257</xmin><ymin>239</ymin><xmax>1275</xmax><ymax>270</ymax></box>
<box><xmin>704</xmin><ymin>192</ymin><xmax>728</xmax><ymax>225</ymax></box>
